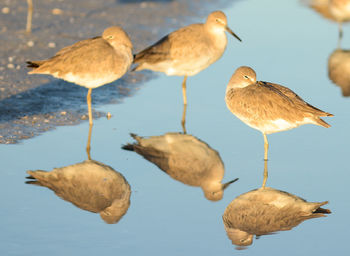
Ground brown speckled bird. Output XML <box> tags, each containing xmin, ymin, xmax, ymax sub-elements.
<box><xmin>225</xmin><ymin>66</ymin><xmax>333</xmax><ymax>160</ymax></box>
<box><xmin>27</xmin><ymin>26</ymin><xmax>133</xmax><ymax>125</ymax></box>
<box><xmin>133</xmin><ymin>11</ymin><xmax>241</xmax><ymax>105</ymax></box>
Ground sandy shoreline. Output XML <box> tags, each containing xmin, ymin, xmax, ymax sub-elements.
<box><xmin>0</xmin><ymin>0</ymin><xmax>229</xmax><ymax>143</ymax></box>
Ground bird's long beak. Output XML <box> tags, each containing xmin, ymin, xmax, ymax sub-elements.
<box><xmin>226</xmin><ymin>26</ymin><xmax>242</xmax><ymax>42</ymax></box>
<box><xmin>223</xmin><ymin>178</ymin><xmax>239</xmax><ymax>190</ymax></box>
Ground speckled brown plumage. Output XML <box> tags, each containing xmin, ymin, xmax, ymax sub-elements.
<box><xmin>27</xmin><ymin>26</ymin><xmax>133</xmax><ymax>125</ymax></box>
<box><xmin>225</xmin><ymin>66</ymin><xmax>333</xmax><ymax>160</ymax></box>
<box><xmin>226</xmin><ymin>80</ymin><xmax>333</xmax><ymax>133</ymax></box>
<box><xmin>133</xmin><ymin>11</ymin><xmax>241</xmax><ymax>105</ymax></box>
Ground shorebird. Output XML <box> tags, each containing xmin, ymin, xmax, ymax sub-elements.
<box><xmin>225</xmin><ymin>66</ymin><xmax>333</xmax><ymax>160</ymax></box>
<box><xmin>133</xmin><ymin>10</ymin><xmax>241</xmax><ymax>106</ymax></box>
<box><xmin>329</xmin><ymin>0</ymin><xmax>350</xmax><ymax>38</ymax></box>
<box><xmin>304</xmin><ymin>0</ymin><xmax>350</xmax><ymax>40</ymax></box>
<box><xmin>303</xmin><ymin>0</ymin><xmax>334</xmax><ymax>20</ymax></box>
<box><xmin>222</xmin><ymin>187</ymin><xmax>331</xmax><ymax>247</ymax></box>
<box><xmin>122</xmin><ymin>133</ymin><xmax>238</xmax><ymax>201</ymax></box>
<box><xmin>27</xmin><ymin>26</ymin><xmax>133</xmax><ymax>125</ymax></box>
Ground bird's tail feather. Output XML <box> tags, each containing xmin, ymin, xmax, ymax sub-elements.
<box><xmin>26</xmin><ymin>170</ymin><xmax>48</xmax><ymax>181</ymax></box>
<box><xmin>314</xmin><ymin>201</ymin><xmax>331</xmax><ymax>214</ymax></box>
<box><xmin>25</xmin><ymin>170</ymin><xmax>48</xmax><ymax>186</ymax></box>
<box><xmin>121</xmin><ymin>133</ymin><xmax>141</xmax><ymax>151</ymax></box>
<box><xmin>122</xmin><ymin>143</ymin><xmax>135</xmax><ymax>151</ymax></box>
<box><xmin>26</xmin><ymin>61</ymin><xmax>40</xmax><ymax>68</ymax></box>
<box><xmin>315</xmin><ymin>117</ymin><xmax>332</xmax><ymax>128</ymax></box>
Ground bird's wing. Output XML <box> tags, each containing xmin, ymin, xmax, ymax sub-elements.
<box><xmin>28</xmin><ymin>39</ymin><xmax>122</xmax><ymax>76</ymax></box>
<box><xmin>133</xmin><ymin>145</ymin><xmax>171</xmax><ymax>173</ymax></box>
<box><xmin>134</xmin><ymin>24</ymin><xmax>207</xmax><ymax>64</ymax></box>
<box><xmin>55</xmin><ymin>36</ymin><xmax>100</xmax><ymax>56</ymax></box>
<box><xmin>257</xmin><ymin>81</ymin><xmax>332</xmax><ymax>116</ymax></box>
<box><xmin>134</xmin><ymin>34</ymin><xmax>172</xmax><ymax>64</ymax></box>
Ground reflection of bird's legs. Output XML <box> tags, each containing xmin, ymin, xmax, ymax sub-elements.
<box><xmin>26</xmin><ymin>0</ymin><xmax>33</xmax><ymax>33</ymax></box>
<box><xmin>182</xmin><ymin>76</ymin><xmax>188</xmax><ymax>106</ymax></box>
<box><xmin>262</xmin><ymin>159</ymin><xmax>268</xmax><ymax>188</ymax></box>
<box><xmin>87</xmin><ymin>88</ymin><xmax>93</xmax><ymax>125</ymax></box>
<box><xmin>86</xmin><ymin>123</ymin><xmax>93</xmax><ymax>160</ymax></box>
<box><xmin>263</xmin><ymin>133</ymin><xmax>269</xmax><ymax>161</ymax></box>
<box><xmin>338</xmin><ymin>22</ymin><xmax>343</xmax><ymax>48</ymax></box>
<box><xmin>181</xmin><ymin>103</ymin><xmax>187</xmax><ymax>134</ymax></box>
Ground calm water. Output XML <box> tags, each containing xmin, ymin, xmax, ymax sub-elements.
<box><xmin>1</xmin><ymin>0</ymin><xmax>349</xmax><ymax>255</ymax></box>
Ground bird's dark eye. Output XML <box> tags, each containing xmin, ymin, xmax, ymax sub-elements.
<box><xmin>244</xmin><ymin>75</ymin><xmax>249</xmax><ymax>79</ymax></box>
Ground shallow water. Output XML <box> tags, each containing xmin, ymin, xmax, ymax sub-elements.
<box><xmin>1</xmin><ymin>0</ymin><xmax>349</xmax><ymax>255</ymax></box>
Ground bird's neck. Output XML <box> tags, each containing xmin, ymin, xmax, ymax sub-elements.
<box><xmin>225</xmin><ymin>81</ymin><xmax>249</xmax><ymax>95</ymax></box>
<box><xmin>115</xmin><ymin>44</ymin><xmax>134</xmax><ymax>67</ymax></box>
<box><xmin>206</xmin><ymin>24</ymin><xmax>228</xmax><ymax>50</ymax></box>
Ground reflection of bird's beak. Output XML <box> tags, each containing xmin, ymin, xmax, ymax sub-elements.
<box><xmin>223</xmin><ymin>178</ymin><xmax>239</xmax><ymax>190</ymax></box>
<box><xmin>226</xmin><ymin>26</ymin><xmax>242</xmax><ymax>42</ymax></box>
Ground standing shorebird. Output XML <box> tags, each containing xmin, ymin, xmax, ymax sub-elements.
<box><xmin>225</xmin><ymin>66</ymin><xmax>333</xmax><ymax>161</ymax></box>
<box><xmin>27</xmin><ymin>26</ymin><xmax>133</xmax><ymax>125</ymax></box>
<box><xmin>133</xmin><ymin>10</ymin><xmax>241</xmax><ymax>106</ymax></box>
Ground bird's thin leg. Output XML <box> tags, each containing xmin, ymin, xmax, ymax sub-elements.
<box><xmin>262</xmin><ymin>159</ymin><xmax>268</xmax><ymax>188</ymax></box>
<box><xmin>87</xmin><ymin>88</ymin><xmax>93</xmax><ymax>125</ymax></box>
<box><xmin>86</xmin><ymin>123</ymin><xmax>93</xmax><ymax>160</ymax></box>
<box><xmin>26</xmin><ymin>0</ymin><xmax>33</xmax><ymax>34</ymax></box>
<box><xmin>263</xmin><ymin>133</ymin><xmax>269</xmax><ymax>161</ymax></box>
<box><xmin>182</xmin><ymin>76</ymin><xmax>188</xmax><ymax>106</ymax></box>
<box><xmin>181</xmin><ymin>102</ymin><xmax>187</xmax><ymax>134</ymax></box>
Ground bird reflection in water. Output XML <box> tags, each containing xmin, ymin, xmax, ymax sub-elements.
<box><xmin>223</xmin><ymin>160</ymin><xmax>331</xmax><ymax>249</ymax></box>
<box><xmin>122</xmin><ymin>133</ymin><xmax>238</xmax><ymax>201</ymax></box>
<box><xmin>25</xmin><ymin>124</ymin><xmax>131</xmax><ymax>224</ymax></box>
<box><xmin>328</xmin><ymin>47</ymin><xmax>350</xmax><ymax>96</ymax></box>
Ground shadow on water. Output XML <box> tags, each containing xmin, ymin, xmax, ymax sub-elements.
<box><xmin>25</xmin><ymin>124</ymin><xmax>131</xmax><ymax>224</ymax></box>
<box><xmin>122</xmin><ymin>132</ymin><xmax>239</xmax><ymax>201</ymax></box>
<box><xmin>0</xmin><ymin>72</ymin><xmax>152</xmax><ymax>143</ymax></box>
<box><xmin>222</xmin><ymin>160</ymin><xmax>331</xmax><ymax>249</ymax></box>
<box><xmin>0</xmin><ymin>74</ymin><xmax>143</xmax><ymax>122</ymax></box>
